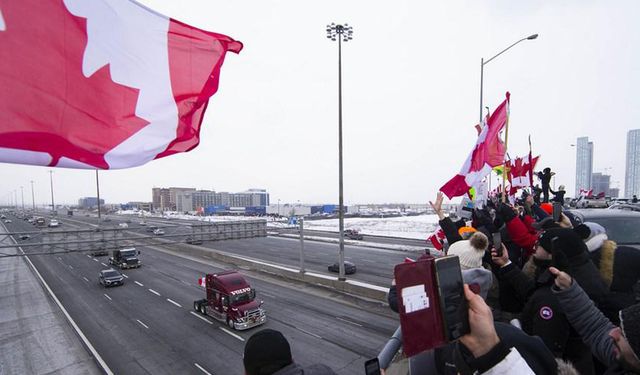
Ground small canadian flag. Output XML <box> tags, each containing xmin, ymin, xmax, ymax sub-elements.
<box><xmin>198</xmin><ymin>277</ymin><xmax>206</xmax><ymax>288</ymax></box>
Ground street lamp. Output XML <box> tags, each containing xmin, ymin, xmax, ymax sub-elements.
<box><xmin>20</xmin><ymin>186</ymin><xmax>24</xmax><ymax>210</ymax></box>
<box><xmin>479</xmin><ymin>34</ymin><xmax>538</xmax><ymax>122</ymax></box>
<box><xmin>326</xmin><ymin>22</ymin><xmax>353</xmax><ymax>281</ymax></box>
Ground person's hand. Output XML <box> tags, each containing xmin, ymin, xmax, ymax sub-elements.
<box><xmin>549</xmin><ymin>266</ymin><xmax>572</xmax><ymax>290</ymax></box>
<box><xmin>557</xmin><ymin>213</ymin><xmax>572</xmax><ymax>228</ymax></box>
<box><xmin>491</xmin><ymin>245</ymin><xmax>509</xmax><ymax>267</ymax></box>
<box><xmin>429</xmin><ymin>192</ymin><xmax>445</xmax><ymax>220</ymax></box>
<box><xmin>459</xmin><ymin>284</ymin><xmax>500</xmax><ymax>358</ymax></box>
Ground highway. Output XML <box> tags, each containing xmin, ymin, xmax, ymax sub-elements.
<box><xmin>2</xmin><ymin>213</ymin><xmax>400</xmax><ymax>375</ymax></box>
<box><xmin>58</xmin><ymin>213</ymin><xmax>426</xmax><ymax>286</ymax></box>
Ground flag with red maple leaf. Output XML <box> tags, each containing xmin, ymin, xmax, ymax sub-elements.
<box><xmin>0</xmin><ymin>0</ymin><xmax>242</xmax><ymax>169</ymax></box>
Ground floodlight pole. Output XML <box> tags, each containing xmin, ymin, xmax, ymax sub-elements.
<box><xmin>327</xmin><ymin>22</ymin><xmax>353</xmax><ymax>281</ymax></box>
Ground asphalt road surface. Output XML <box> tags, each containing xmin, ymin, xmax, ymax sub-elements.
<box><xmin>2</xmin><ymin>213</ymin><xmax>398</xmax><ymax>375</ymax></box>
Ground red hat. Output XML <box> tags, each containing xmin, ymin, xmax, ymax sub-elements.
<box><xmin>540</xmin><ymin>203</ymin><xmax>553</xmax><ymax>215</ymax></box>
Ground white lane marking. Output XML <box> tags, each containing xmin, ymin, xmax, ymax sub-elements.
<box><xmin>220</xmin><ymin>327</ymin><xmax>245</xmax><ymax>341</ymax></box>
<box><xmin>336</xmin><ymin>317</ymin><xmax>363</xmax><ymax>327</ymax></box>
<box><xmin>298</xmin><ymin>327</ymin><xmax>322</xmax><ymax>339</ymax></box>
<box><xmin>167</xmin><ymin>298</ymin><xmax>182</xmax><ymax>308</ymax></box>
<box><xmin>136</xmin><ymin>319</ymin><xmax>149</xmax><ymax>329</ymax></box>
<box><xmin>69</xmin><ymin>265</ymin><xmax>74</xmax><ymax>269</ymax></box>
<box><xmin>190</xmin><ymin>311</ymin><xmax>213</xmax><ymax>325</ymax></box>
<box><xmin>260</xmin><ymin>292</ymin><xmax>276</xmax><ymax>299</ymax></box>
<box><xmin>86</xmin><ymin>254</ymin><xmax>91</xmax><ymax>258</ymax></box>
<box><xmin>134</xmin><ymin>281</ymin><xmax>144</xmax><ymax>287</ymax></box>
<box><xmin>122</xmin><ymin>274</ymin><xmax>129</xmax><ymax>278</ymax></box>
<box><xmin>11</xmin><ymin>242</ymin><xmax>115</xmax><ymax>375</ymax></box>
<box><xmin>194</xmin><ymin>363</ymin><xmax>212</xmax><ymax>375</ymax></box>
<box><xmin>148</xmin><ymin>289</ymin><xmax>161</xmax><ymax>296</ymax></box>
<box><xmin>82</xmin><ymin>277</ymin><xmax>89</xmax><ymax>282</ymax></box>
<box><xmin>57</xmin><ymin>256</ymin><xmax>62</xmax><ymax>260</ymax></box>
<box><xmin>103</xmin><ymin>294</ymin><xmax>112</xmax><ymax>301</ymax></box>
<box><xmin>100</xmin><ymin>262</ymin><xmax>107</xmax><ymax>267</ymax></box>
<box><xmin>93</xmin><ymin>258</ymin><xmax>99</xmax><ymax>262</ymax></box>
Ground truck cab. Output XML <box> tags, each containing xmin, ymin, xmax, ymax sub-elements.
<box><xmin>193</xmin><ymin>271</ymin><xmax>266</xmax><ymax>330</ymax></box>
<box><xmin>108</xmin><ymin>247</ymin><xmax>141</xmax><ymax>269</ymax></box>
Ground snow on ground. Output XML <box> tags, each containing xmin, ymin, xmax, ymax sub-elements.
<box><xmin>302</xmin><ymin>215</ymin><xmax>440</xmax><ymax>240</ymax></box>
<box><xmin>116</xmin><ymin>210</ymin><xmax>440</xmax><ymax>240</ymax></box>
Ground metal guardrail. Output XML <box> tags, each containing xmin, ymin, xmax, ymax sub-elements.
<box><xmin>0</xmin><ymin>220</ymin><xmax>267</xmax><ymax>258</ymax></box>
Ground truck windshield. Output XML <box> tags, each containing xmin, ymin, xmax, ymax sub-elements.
<box><xmin>230</xmin><ymin>289</ymin><xmax>255</xmax><ymax>305</ymax></box>
<box><xmin>120</xmin><ymin>250</ymin><xmax>137</xmax><ymax>257</ymax></box>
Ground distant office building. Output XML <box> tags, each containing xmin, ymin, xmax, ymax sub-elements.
<box><xmin>78</xmin><ymin>197</ymin><xmax>104</xmax><ymax>209</ymax></box>
<box><xmin>241</xmin><ymin>189</ymin><xmax>270</xmax><ymax>206</ymax></box>
<box><xmin>152</xmin><ymin>188</ymin><xmax>170</xmax><ymax>211</ymax></box>
<box><xmin>127</xmin><ymin>201</ymin><xmax>153</xmax><ymax>211</ymax></box>
<box><xmin>625</xmin><ymin>129</ymin><xmax>640</xmax><ymax>198</ymax></box>
<box><xmin>169</xmin><ymin>187</ymin><xmax>196</xmax><ymax>210</ymax></box>
<box><xmin>172</xmin><ymin>188</ymin><xmax>270</xmax><ymax>213</ymax></box>
<box><xmin>575</xmin><ymin>136</ymin><xmax>594</xmax><ymax>197</ymax></box>
<box><xmin>591</xmin><ymin>172</ymin><xmax>611</xmax><ymax>196</ymax></box>
<box><xmin>609</xmin><ymin>188</ymin><xmax>620</xmax><ymax>198</ymax></box>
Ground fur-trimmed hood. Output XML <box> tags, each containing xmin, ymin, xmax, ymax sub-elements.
<box><xmin>597</xmin><ymin>240</ymin><xmax>617</xmax><ymax>288</ymax></box>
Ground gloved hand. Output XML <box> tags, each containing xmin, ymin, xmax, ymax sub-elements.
<box><xmin>495</xmin><ymin>203</ymin><xmax>517</xmax><ymax>223</ymax></box>
<box><xmin>540</xmin><ymin>228</ymin><xmax>587</xmax><ymax>260</ymax></box>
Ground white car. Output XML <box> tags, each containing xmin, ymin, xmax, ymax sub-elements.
<box><xmin>118</xmin><ymin>222</ymin><xmax>129</xmax><ymax>228</ymax></box>
<box><xmin>48</xmin><ymin>219</ymin><xmax>60</xmax><ymax>227</ymax></box>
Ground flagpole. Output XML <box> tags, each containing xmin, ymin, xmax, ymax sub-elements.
<box><xmin>528</xmin><ymin>135</ymin><xmax>534</xmax><ymax>191</ymax></box>
<box><xmin>501</xmin><ymin>93</ymin><xmax>510</xmax><ymax>203</ymax></box>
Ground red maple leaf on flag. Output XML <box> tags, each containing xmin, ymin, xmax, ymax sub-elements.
<box><xmin>0</xmin><ymin>0</ymin><xmax>148</xmax><ymax>168</ymax></box>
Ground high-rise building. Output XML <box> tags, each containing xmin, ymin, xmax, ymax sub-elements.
<box><xmin>591</xmin><ymin>172</ymin><xmax>611</xmax><ymax>196</ymax></box>
<box><xmin>625</xmin><ymin>129</ymin><xmax>640</xmax><ymax>198</ymax></box>
<box><xmin>575</xmin><ymin>136</ymin><xmax>593</xmax><ymax>197</ymax></box>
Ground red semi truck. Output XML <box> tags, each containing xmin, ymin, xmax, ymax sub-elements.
<box><xmin>193</xmin><ymin>271</ymin><xmax>266</xmax><ymax>330</ymax></box>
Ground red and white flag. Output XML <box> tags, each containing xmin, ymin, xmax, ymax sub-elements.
<box><xmin>0</xmin><ymin>0</ymin><xmax>242</xmax><ymax>169</ymax></box>
<box><xmin>198</xmin><ymin>276</ymin><xmax>206</xmax><ymax>288</ymax></box>
<box><xmin>509</xmin><ymin>154</ymin><xmax>539</xmax><ymax>188</ymax></box>
<box><xmin>440</xmin><ymin>93</ymin><xmax>510</xmax><ymax>199</ymax></box>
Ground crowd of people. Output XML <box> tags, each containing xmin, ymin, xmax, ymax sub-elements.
<box><xmin>385</xmin><ymin>179</ymin><xmax>640</xmax><ymax>374</ymax></box>
<box><xmin>239</xmin><ymin>168</ymin><xmax>640</xmax><ymax>375</ymax></box>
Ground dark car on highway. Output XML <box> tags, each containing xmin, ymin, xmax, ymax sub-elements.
<box><xmin>99</xmin><ymin>269</ymin><xmax>125</xmax><ymax>287</ymax></box>
<box><xmin>328</xmin><ymin>261</ymin><xmax>357</xmax><ymax>275</ymax></box>
<box><xmin>344</xmin><ymin>229</ymin><xmax>364</xmax><ymax>240</ymax></box>
<box><xmin>186</xmin><ymin>236</ymin><xmax>203</xmax><ymax>245</ymax></box>
<box><xmin>568</xmin><ymin>209</ymin><xmax>640</xmax><ymax>247</ymax></box>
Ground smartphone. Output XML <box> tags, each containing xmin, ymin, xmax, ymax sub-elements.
<box><xmin>552</xmin><ymin>202</ymin><xmax>562</xmax><ymax>222</ymax></box>
<box><xmin>457</xmin><ymin>197</ymin><xmax>474</xmax><ymax>220</ymax></box>
<box><xmin>492</xmin><ymin>232</ymin><xmax>503</xmax><ymax>257</ymax></box>
<box><xmin>434</xmin><ymin>256</ymin><xmax>470</xmax><ymax>341</ymax></box>
<box><xmin>364</xmin><ymin>357</ymin><xmax>381</xmax><ymax>375</ymax></box>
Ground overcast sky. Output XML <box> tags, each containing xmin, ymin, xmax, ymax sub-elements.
<box><xmin>2</xmin><ymin>1</ymin><xmax>639</xmax><ymax>206</ymax></box>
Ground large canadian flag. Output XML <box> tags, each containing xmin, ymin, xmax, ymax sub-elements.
<box><xmin>0</xmin><ymin>0</ymin><xmax>242</xmax><ymax>169</ymax></box>
<box><xmin>440</xmin><ymin>93</ymin><xmax>510</xmax><ymax>199</ymax></box>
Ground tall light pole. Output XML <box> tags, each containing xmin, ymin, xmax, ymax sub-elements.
<box><xmin>479</xmin><ymin>34</ymin><xmax>538</xmax><ymax>122</ymax></box>
<box><xmin>49</xmin><ymin>170</ymin><xmax>55</xmax><ymax>215</ymax></box>
<box><xmin>30</xmin><ymin>180</ymin><xmax>35</xmax><ymax>211</ymax></box>
<box><xmin>20</xmin><ymin>186</ymin><xmax>24</xmax><ymax>210</ymax></box>
<box><xmin>96</xmin><ymin>170</ymin><xmax>102</xmax><ymax>220</ymax></box>
<box><xmin>327</xmin><ymin>22</ymin><xmax>353</xmax><ymax>281</ymax></box>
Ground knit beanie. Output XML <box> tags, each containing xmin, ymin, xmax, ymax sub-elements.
<box><xmin>537</xmin><ymin>228</ymin><xmax>587</xmax><ymax>259</ymax></box>
<box><xmin>462</xmin><ymin>268</ymin><xmax>492</xmax><ymax>300</ymax></box>
<box><xmin>447</xmin><ymin>232</ymin><xmax>488</xmax><ymax>270</ymax></box>
<box><xmin>244</xmin><ymin>329</ymin><xmax>292</xmax><ymax>375</ymax></box>
<box><xmin>619</xmin><ymin>303</ymin><xmax>640</xmax><ymax>360</ymax></box>
<box><xmin>540</xmin><ymin>203</ymin><xmax>553</xmax><ymax>215</ymax></box>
